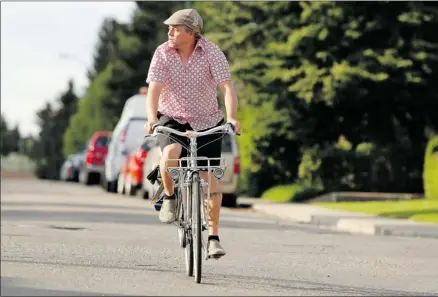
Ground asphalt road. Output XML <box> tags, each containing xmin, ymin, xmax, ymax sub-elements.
<box><xmin>1</xmin><ymin>178</ymin><xmax>438</xmax><ymax>296</ymax></box>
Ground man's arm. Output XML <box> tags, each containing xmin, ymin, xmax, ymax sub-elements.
<box><xmin>219</xmin><ymin>80</ymin><xmax>240</xmax><ymax>133</ymax></box>
<box><xmin>219</xmin><ymin>80</ymin><xmax>238</xmax><ymax>120</ymax></box>
<box><xmin>146</xmin><ymin>82</ymin><xmax>165</xmax><ymax>124</ymax></box>
<box><xmin>145</xmin><ymin>46</ymin><xmax>167</xmax><ymax>132</ymax></box>
<box><xmin>209</xmin><ymin>46</ymin><xmax>240</xmax><ymax>132</ymax></box>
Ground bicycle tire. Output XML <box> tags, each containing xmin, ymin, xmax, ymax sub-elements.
<box><xmin>192</xmin><ymin>173</ymin><xmax>202</xmax><ymax>283</ymax></box>
<box><xmin>176</xmin><ymin>183</ymin><xmax>185</xmax><ymax>248</ymax></box>
<box><xmin>183</xmin><ymin>181</ymin><xmax>194</xmax><ymax>277</ymax></box>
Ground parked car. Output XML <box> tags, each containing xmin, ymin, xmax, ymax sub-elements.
<box><xmin>79</xmin><ymin>131</ymin><xmax>112</xmax><ymax>185</ymax></box>
<box><xmin>117</xmin><ymin>137</ymin><xmax>159</xmax><ymax>196</ymax></box>
<box><xmin>59</xmin><ymin>144</ymin><xmax>86</xmax><ymax>182</ymax></box>
<box><xmin>141</xmin><ymin>144</ymin><xmax>162</xmax><ymax>200</ymax></box>
<box><xmin>141</xmin><ymin>133</ymin><xmax>240</xmax><ymax>207</ymax></box>
<box><xmin>219</xmin><ymin>133</ymin><xmax>240</xmax><ymax>207</ymax></box>
<box><xmin>103</xmin><ymin>89</ymin><xmax>149</xmax><ymax>193</ymax></box>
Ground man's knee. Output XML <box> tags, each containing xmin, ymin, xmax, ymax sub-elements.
<box><xmin>161</xmin><ymin>144</ymin><xmax>182</xmax><ymax>166</ymax></box>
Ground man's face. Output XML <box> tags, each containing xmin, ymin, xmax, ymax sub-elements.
<box><xmin>168</xmin><ymin>25</ymin><xmax>193</xmax><ymax>48</ymax></box>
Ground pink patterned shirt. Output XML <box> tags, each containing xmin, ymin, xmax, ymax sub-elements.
<box><xmin>146</xmin><ymin>37</ymin><xmax>231</xmax><ymax>131</ymax></box>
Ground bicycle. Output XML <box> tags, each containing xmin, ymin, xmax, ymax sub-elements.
<box><xmin>148</xmin><ymin>122</ymin><xmax>239</xmax><ymax>284</ymax></box>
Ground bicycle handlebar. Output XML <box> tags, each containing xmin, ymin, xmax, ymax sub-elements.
<box><xmin>151</xmin><ymin>122</ymin><xmax>240</xmax><ymax>138</ymax></box>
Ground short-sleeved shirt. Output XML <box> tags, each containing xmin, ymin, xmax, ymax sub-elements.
<box><xmin>146</xmin><ymin>37</ymin><xmax>231</xmax><ymax>131</ymax></box>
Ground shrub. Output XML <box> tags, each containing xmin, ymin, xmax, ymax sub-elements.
<box><xmin>261</xmin><ymin>183</ymin><xmax>321</xmax><ymax>203</ymax></box>
<box><xmin>424</xmin><ymin>136</ymin><xmax>438</xmax><ymax>200</ymax></box>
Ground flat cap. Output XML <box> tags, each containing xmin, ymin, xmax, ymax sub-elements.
<box><xmin>164</xmin><ymin>9</ymin><xmax>203</xmax><ymax>33</ymax></box>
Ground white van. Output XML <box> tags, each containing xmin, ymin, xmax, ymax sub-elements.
<box><xmin>103</xmin><ymin>92</ymin><xmax>148</xmax><ymax>193</ymax></box>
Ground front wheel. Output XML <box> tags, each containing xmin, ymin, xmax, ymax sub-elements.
<box><xmin>192</xmin><ymin>173</ymin><xmax>203</xmax><ymax>283</ymax></box>
<box><xmin>183</xmin><ymin>183</ymin><xmax>193</xmax><ymax>277</ymax></box>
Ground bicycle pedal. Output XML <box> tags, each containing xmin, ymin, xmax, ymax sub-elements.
<box><xmin>154</xmin><ymin>200</ymin><xmax>163</xmax><ymax>211</ymax></box>
<box><xmin>151</xmin><ymin>184</ymin><xmax>164</xmax><ymax>205</ymax></box>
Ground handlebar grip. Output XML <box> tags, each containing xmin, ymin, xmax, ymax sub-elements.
<box><xmin>227</xmin><ymin>122</ymin><xmax>241</xmax><ymax>136</ymax></box>
<box><xmin>151</xmin><ymin>123</ymin><xmax>160</xmax><ymax>133</ymax></box>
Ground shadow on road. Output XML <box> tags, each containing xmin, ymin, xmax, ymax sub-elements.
<box><xmin>1</xmin><ymin>276</ymin><xmax>122</xmax><ymax>296</ymax></box>
<box><xmin>2</xmin><ymin>261</ymin><xmax>434</xmax><ymax>296</ymax></box>
<box><xmin>203</xmin><ymin>272</ymin><xmax>436</xmax><ymax>296</ymax></box>
<box><xmin>1</xmin><ymin>208</ymin><xmax>323</xmax><ymax>232</ymax></box>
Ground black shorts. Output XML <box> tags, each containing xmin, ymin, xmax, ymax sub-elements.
<box><xmin>156</xmin><ymin>112</ymin><xmax>224</xmax><ymax>168</ymax></box>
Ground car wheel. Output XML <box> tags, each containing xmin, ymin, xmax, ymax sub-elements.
<box><xmin>117</xmin><ymin>174</ymin><xmax>125</xmax><ymax>194</ymax></box>
<box><xmin>107</xmin><ymin>180</ymin><xmax>117</xmax><ymax>193</ymax></box>
<box><xmin>221</xmin><ymin>193</ymin><xmax>237</xmax><ymax>208</ymax></box>
<box><xmin>142</xmin><ymin>188</ymin><xmax>149</xmax><ymax>199</ymax></box>
<box><xmin>79</xmin><ymin>169</ymin><xmax>92</xmax><ymax>186</ymax></box>
<box><xmin>126</xmin><ymin>175</ymin><xmax>137</xmax><ymax>196</ymax></box>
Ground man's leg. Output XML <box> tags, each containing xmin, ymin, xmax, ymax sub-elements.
<box><xmin>196</xmin><ymin>119</ymin><xmax>226</xmax><ymax>258</ymax></box>
<box><xmin>155</xmin><ymin>116</ymin><xmax>189</xmax><ymax>223</ymax></box>
<box><xmin>158</xmin><ymin>143</ymin><xmax>182</xmax><ymax>223</ymax></box>
<box><xmin>200</xmin><ymin>171</ymin><xmax>226</xmax><ymax>258</ymax></box>
<box><xmin>160</xmin><ymin>143</ymin><xmax>182</xmax><ymax>196</ymax></box>
<box><xmin>200</xmin><ymin>171</ymin><xmax>222</xmax><ymax>236</ymax></box>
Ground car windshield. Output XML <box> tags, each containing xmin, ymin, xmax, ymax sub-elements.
<box><xmin>95</xmin><ymin>136</ymin><xmax>110</xmax><ymax>147</ymax></box>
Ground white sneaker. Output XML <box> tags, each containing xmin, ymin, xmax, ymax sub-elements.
<box><xmin>208</xmin><ymin>239</ymin><xmax>226</xmax><ymax>259</ymax></box>
<box><xmin>159</xmin><ymin>199</ymin><xmax>176</xmax><ymax>224</ymax></box>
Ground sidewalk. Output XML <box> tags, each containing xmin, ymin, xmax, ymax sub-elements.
<box><xmin>239</xmin><ymin>198</ymin><xmax>438</xmax><ymax>239</ymax></box>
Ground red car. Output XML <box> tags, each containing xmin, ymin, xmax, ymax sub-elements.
<box><xmin>79</xmin><ymin>131</ymin><xmax>112</xmax><ymax>185</ymax></box>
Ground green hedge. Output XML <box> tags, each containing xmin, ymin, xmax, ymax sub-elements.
<box><xmin>261</xmin><ymin>184</ymin><xmax>320</xmax><ymax>203</ymax></box>
<box><xmin>424</xmin><ymin>136</ymin><xmax>438</xmax><ymax>200</ymax></box>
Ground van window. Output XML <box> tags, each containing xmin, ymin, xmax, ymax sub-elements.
<box><xmin>432</xmin><ymin>146</ymin><xmax>438</xmax><ymax>154</ymax></box>
<box><xmin>221</xmin><ymin>134</ymin><xmax>233</xmax><ymax>153</ymax></box>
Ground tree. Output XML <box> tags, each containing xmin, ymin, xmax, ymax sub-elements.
<box><xmin>195</xmin><ymin>1</ymin><xmax>438</xmax><ymax>195</ymax></box>
<box><xmin>30</xmin><ymin>102</ymin><xmax>56</xmax><ymax>179</ymax></box>
<box><xmin>1</xmin><ymin>114</ymin><xmax>12</xmax><ymax>156</ymax></box>
<box><xmin>88</xmin><ymin>18</ymin><xmax>118</xmax><ymax>81</ymax></box>
<box><xmin>0</xmin><ymin>114</ymin><xmax>23</xmax><ymax>156</ymax></box>
<box><xmin>31</xmin><ymin>81</ymin><xmax>79</xmax><ymax>179</ymax></box>
<box><xmin>103</xmin><ymin>2</ymin><xmax>185</xmax><ymax>122</ymax></box>
<box><xmin>63</xmin><ymin>65</ymin><xmax>114</xmax><ymax>157</ymax></box>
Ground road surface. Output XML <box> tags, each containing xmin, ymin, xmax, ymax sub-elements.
<box><xmin>1</xmin><ymin>178</ymin><xmax>438</xmax><ymax>296</ymax></box>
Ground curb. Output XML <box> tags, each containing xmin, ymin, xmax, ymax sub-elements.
<box><xmin>252</xmin><ymin>204</ymin><xmax>438</xmax><ymax>239</ymax></box>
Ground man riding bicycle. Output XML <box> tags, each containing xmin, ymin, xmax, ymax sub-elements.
<box><xmin>145</xmin><ymin>8</ymin><xmax>240</xmax><ymax>259</ymax></box>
